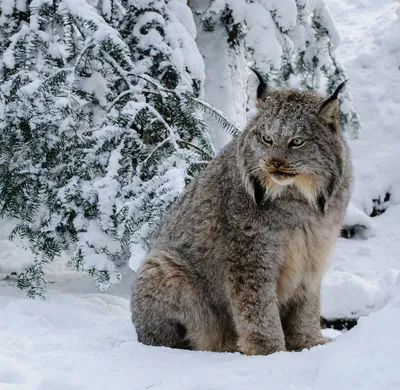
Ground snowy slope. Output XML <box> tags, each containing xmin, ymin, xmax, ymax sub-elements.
<box><xmin>0</xmin><ymin>285</ymin><xmax>400</xmax><ymax>390</ymax></box>
<box><xmin>328</xmin><ymin>0</ymin><xmax>400</xmax><ymax>212</ymax></box>
<box><xmin>320</xmin><ymin>0</ymin><xmax>400</xmax><ymax>319</ymax></box>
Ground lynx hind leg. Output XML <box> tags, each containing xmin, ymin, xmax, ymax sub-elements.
<box><xmin>131</xmin><ymin>249</ymin><xmax>194</xmax><ymax>349</ymax></box>
<box><xmin>131</xmin><ymin>249</ymin><xmax>233</xmax><ymax>352</ymax></box>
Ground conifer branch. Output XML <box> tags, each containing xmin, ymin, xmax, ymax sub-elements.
<box><xmin>133</xmin><ymin>74</ymin><xmax>241</xmax><ymax>136</ymax></box>
<box><xmin>100</xmin><ymin>50</ymin><xmax>132</xmax><ymax>88</ymax></box>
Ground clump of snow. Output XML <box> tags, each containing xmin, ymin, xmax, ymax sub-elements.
<box><xmin>80</xmin><ymin>72</ymin><xmax>109</xmax><ymax>107</ymax></box>
<box><xmin>243</xmin><ymin>2</ymin><xmax>285</xmax><ymax>70</ymax></box>
<box><xmin>265</xmin><ymin>0</ymin><xmax>298</xmax><ymax>32</ymax></box>
<box><xmin>2</xmin><ymin>0</ymin><xmax>17</xmax><ymax>14</ymax></box>
<box><xmin>168</xmin><ymin>0</ymin><xmax>197</xmax><ymax>39</ymax></box>
<box><xmin>129</xmin><ymin>242</ymin><xmax>147</xmax><ymax>272</ymax></box>
<box><xmin>315</xmin><ymin>0</ymin><xmax>341</xmax><ymax>46</ymax></box>
<box><xmin>342</xmin><ymin>202</ymin><xmax>376</xmax><ymax>239</ymax></box>
<box><xmin>322</xmin><ymin>268</ymin><xmax>398</xmax><ymax>319</ymax></box>
<box><xmin>92</xmin><ymin>143</ymin><xmax>124</xmax><ymax>231</ymax></box>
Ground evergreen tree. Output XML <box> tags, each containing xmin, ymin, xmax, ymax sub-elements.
<box><xmin>196</xmin><ymin>0</ymin><xmax>361</xmax><ymax>139</ymax></box>
<box><xmin>0</xmin><ymin>0</ymin><xmax>134</xmax><ymax>297</ymax></box>
<box><xmin>0</xmin><ymin>0</ymin><xmax>236</xmax><ymax>297</ymax></box>
<box><xmin>0</xmin><ymin>0</ymin><xmax>359</xmax><ymax>297</ymax></box>
<box><xmin>89</xmin><ymin>0</ymin><xmax>227</xmax><ymax>272</ymax></box>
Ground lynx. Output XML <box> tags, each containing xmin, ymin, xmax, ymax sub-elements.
<box><xmin>130</xmin><ymin>70</ymin><xmax>352</xmax><ymax>355</ymax></box>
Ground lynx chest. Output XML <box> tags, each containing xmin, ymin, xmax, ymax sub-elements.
<box><xmin>277</xmin><ymin>217</ymin><xmax>339</xmax><ymax>305</ymax></box>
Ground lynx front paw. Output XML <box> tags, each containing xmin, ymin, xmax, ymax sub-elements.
<box><xmin>286</xmin><ymin>335</ymin><xmax>332</xmax><ymax>352</ymax></box>
<box><xmin>239</xmin><ymin>332</ymin><xmax>286</xmax><ymax>356</ymax></box>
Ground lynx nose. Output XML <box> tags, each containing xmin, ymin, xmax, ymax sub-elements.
<box><xmin>270</xmin><ymin>159</ymin><xmax>284</xmax><ymax>169</ymax></box>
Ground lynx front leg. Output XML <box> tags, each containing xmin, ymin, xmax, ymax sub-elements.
<box><xmin>226</xmin><ymin>260</ymin><xmax>286</xmax><ymax>356</ymax></box>
<box><xmin>282</xmin><ymin>284</ymin><xmax>330</xmax><ymax>351</ymax></box>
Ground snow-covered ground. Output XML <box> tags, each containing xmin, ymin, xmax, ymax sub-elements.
<box><xmin>1</xmin><ymin>284</ymin><xmax>400</xmax><ymax>390</ymax></box>
<box><xmin>1</xmin><ymin>0</ymin><xmax>400</xmax><ymax>388</ymax></box>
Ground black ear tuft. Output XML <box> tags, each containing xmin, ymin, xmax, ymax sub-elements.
<box><xmin>331</xmin><ymin>79</ymin><xmax>348</xmax><ymax>100</ymax></box>
<box><xmin>317</xmin><ymin>79</ymin><xmax>349</xmax><ymax>131</ymax></box>
<box><xmin>317</xmin><ymin>79</ymin><xmax>348</xmax><ymax>116</ymax></box>
<box><xmin>250</xmin><ymin>68</ymin><xmax>267</xmax><ymax>101</ymax></box>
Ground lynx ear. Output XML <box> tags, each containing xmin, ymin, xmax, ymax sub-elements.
<box><xmin>250</xmin><ymin>68</ymin><xmax>267</xmax><ymax>102</ymax></box>
<box><xmin>317</xmin><ymin>80</ymin><xmax>348</xmax><ymax>131</ymax></box>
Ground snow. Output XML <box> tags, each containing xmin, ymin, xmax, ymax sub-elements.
<box><xmin>92</xmin><ymin>144</ymin><xmax>124</xmax><ymax>230</ymax></box>
<box><xmin>243</xmin><ymin>2</ymin><xmax>286</xmax><ymax>70</ymax></box>
<box><xmin>1</xmin><ymin>0</ymin><xmax>400</xmax><ymax>388</ymax></box>
<box><xmin>264</xmin><ymin>0</ymin><xmax>298</xmax><ymax>32</ymax></box>
<box><xmin>191</xmin><ymin>0</ymin><xmax>247</xmax><ymax>150</ymax></box>
<box><xmin>0</xmin><ymin>283</ymin><xmax>400</xmax><ymax>389</ymax></box>
<box><xmin>167</xmin><ymin>0</ymin><xmax>202</xmax><ymax>84</ymax></box>
<box><xmin>247</xmin><ymin>22</ymin><xmax>284</xmax><ymax>70</ymax></box>
<box><xmin>319</xmin><ymin>0</ymin><xmax>400</xmax><ymax>319</ymax></box>
<box><xmin>322</xmin><ymin>201</ymin><xmax>400</xmax><ymax>319</ymax></box>
<box><xmin>129</xmin><ymin>242</ymin><xmax>147</xmax><ymax>272</ymax></box>
<box><xmin>2</xmin><ymin>0</ymin><xmax>17</xmax><ymax>15</ymax></box>
<box><xmin>341</xmin><ymin>203</ymin><xmax>376</xmax><ymax>239</ymax></box>
<box><xmin>81</xmin><ymin>72</ymin><xmax>109</xmax><ymax>107</ymax></box>
<box><xmin>332</xmin><ymin>0</ymin><xmax>400</xmax><ymax>213</ymax></box>
<box><xmin>315</xmin><ymin>0</ymin><xmax>341</xmax><ymax>46</ymax></box>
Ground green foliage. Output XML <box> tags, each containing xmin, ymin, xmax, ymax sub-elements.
<box><xmin>0</xmin><ymin>0</ymin><xmax>236</xmax><ymax>297</ymax></box>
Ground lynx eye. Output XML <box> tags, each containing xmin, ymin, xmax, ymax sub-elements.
<box><xmin>261</xmin><ymin>134</ymin><xmax>273</xmax><ymax>145</ymax></box>
<box><xmin>289</xmin><ymin>138</ymin><xmax>305</xmax><ymax>148</ymax></box>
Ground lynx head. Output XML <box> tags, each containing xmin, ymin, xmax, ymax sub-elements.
<box><xmin>238</xmin><ymin>69</ymin><xmax>348</xmax><ymax>211</ymax></box>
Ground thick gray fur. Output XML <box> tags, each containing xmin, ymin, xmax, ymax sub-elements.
<box><xmin>131</xmin><ymin>82</ymin><xmax>352</xmax><ymax>355</ymax></box>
